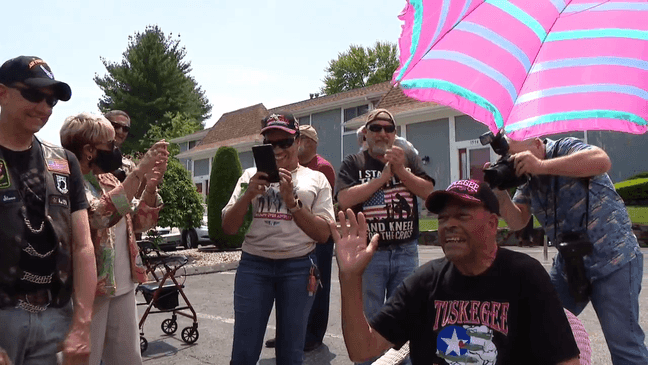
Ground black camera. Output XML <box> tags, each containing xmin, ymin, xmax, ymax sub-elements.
<box><xmin>479</xmin><ymin>131</ymin><xmax>528</xmax><ymax>190</ymax></box>
<box><xmin>556</xmin><ymin>231</ymin><xmax>593</xmax><ymax>303</ymax></box>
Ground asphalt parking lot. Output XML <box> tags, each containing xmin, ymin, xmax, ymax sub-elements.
<box><xmin>138</xmin><ymin>246</ymin><xmax>648</xmax><ymax>364</ymax></box>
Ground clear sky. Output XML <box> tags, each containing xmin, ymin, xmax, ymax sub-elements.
<box><xmin>1</xmin><ymin>0</ymin><xmax>405</xmax><ymax>145</ymax></box>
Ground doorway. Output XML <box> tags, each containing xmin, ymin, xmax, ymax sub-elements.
<box><xmin>459</xmin><ymin>147</ymin><xmax>490</xmax><ymax>182</ymax></box>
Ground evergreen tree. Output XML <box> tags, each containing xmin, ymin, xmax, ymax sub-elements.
<box><xmin>208</xmin><ymin>146</ymin><xmax>251</xmax><ymax>249</ymax></box>
<box><xmin>321</xmin><ymin>41</ymin><xmax>399</xmax><ymax>95</ymax></box>
<box><xmin>94</xmin><ymin>25</ymin><xmax>212</xmax><ymax>154</ymax></box>
<box><xmin>144</xmin><ymin>111</ymin><xmax>203</xmax><ymax>156</ymax></box>
<box><xmin>157</xmin><ymin>158</ymin><xmax>204</xmax><ymax>230</ymax></box>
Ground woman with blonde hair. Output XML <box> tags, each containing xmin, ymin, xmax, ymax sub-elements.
<box><xmin>60</xmin><ymin>112</ymin><xmax>168</xmax><ymax>365</ymax></box>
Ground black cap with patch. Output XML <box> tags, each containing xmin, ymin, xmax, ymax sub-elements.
<box><xmin>426</xmin><ymin>179</ymin><xmax>500</xmax><ymax>215</ymax></box>
<box><xmin>0</xmin><ymin>56</ymin><xmax>71</xmax><ymax>101</ymax></box>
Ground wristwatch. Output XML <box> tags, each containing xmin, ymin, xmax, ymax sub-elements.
<box><xmin>288</xmin><ymin>198</ymin><xmax>303</xmax><ymax>213</ymax></box>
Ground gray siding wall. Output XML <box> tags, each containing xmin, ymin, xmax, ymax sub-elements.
<box><xmin>194</xmin><ymin>158</ymin><xmax>209</xmax><ymax>177</ymax></box>
<box><xmin>310</xmin><ymin>109</ymin><xmax>342</xmax><ymax>172</ymax></box>
<box><xmin>587</xmin><ymin>131</ymin><xmax>648</xmax><ymax>183</ymax></box>
<box><xmin>407</xmin><ymin>118</ymin><xmax>451</xmax><ymax>189</ymax></box>
<box><xmin>455</xmin><ymin>115</ymin><xmax>489</xmax><ymax>142</ymax></box>
<box><xmin>239</xmin><ymin>150</ymin><xmax>254</xmax><ymax>170</ymax></box>
<box><xmin>342</xmin><ymin>133</ymin><xmax>361</xmax><ymax>161</ymax></box>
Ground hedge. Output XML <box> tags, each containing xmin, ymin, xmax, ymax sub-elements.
<box><xmin>615</xmin><ymin>178</ymin><xmax>648</xmax><ymax>204</ymax></box>
<box><xmin>207</xmin><ymin>146</ymin><xmax>252</xmax><ymax>249</ymax></box>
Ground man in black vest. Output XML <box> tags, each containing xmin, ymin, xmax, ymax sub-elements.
<box><xmin>0</xmin><ymin>56</ymin><xmax>97</xmax><ymax>365</ymax></box>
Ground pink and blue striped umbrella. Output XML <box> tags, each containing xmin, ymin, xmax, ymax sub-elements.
<box><xmin>394</xmin><ymin>0</ymin><xmax>648</xmax><ymax>140</ymax></box>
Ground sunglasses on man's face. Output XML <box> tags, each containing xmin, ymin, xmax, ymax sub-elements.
<box><xmin>263</xmin><ymin>137</ymin><xmax>296</xmax><ymax>149</ymax></box>
<box><xmin>11</xmin><ymin>86</ymin><xmax>58</xmax><ymax>107</ymax></box>
<box><xmin>367</xmin><ymin>123</ymin><xmax>396</xmax><ymax>133</ymax></box>
<box><xmin>110</xmin><ymin>121</ymin><xmax>130</xmax><ymax>133</ymax></box>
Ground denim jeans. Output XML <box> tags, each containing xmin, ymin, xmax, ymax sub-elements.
<box><xmin>359</xmin><ymin>240</ymin><xmax>419</xmax><ymax>365</ymax></box>
<box><xmin>231</xmin><ymin>251</ymin><xmax>316</xmax><ymax>365</ymax></box>
<box><xmin>305</xmin><ymin>238</ymin><xmax>334</xmax><ymax>345</ymax></box>
<box><xmin>0</xmin><ymin>301</ymin><xmax>73</xmax><ymax>365</ymax></box>
<box><xmin>551</xmin><ymin>252</ymin><xmax>648</xmax><ymax>365</ymax></box>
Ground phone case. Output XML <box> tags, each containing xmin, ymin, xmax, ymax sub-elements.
<box><xmin>252</xmin><ymin>144</ymin><xmax>280</xmax><ymax>183</ymax></box>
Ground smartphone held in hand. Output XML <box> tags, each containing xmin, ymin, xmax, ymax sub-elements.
<box><xmin>252</xmin><ymin>144</ymin><xmax>280</xmax><ymax>183</ymax></box>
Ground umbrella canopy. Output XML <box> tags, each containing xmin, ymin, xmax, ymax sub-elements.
<box><xmin>394</xmin><ymin>0</ymin><xmax>648</xmax><ymax>140</ymax></box>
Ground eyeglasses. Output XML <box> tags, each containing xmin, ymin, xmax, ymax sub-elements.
<box><xmin>110</xmin><ymin>121</ymin><xmax>130</xmax><ymax>133</ymax></box>
<box><xmin>263</xmin><ymin>137</ymin><xmax>296</xmax><ymax>149</ymax></box>
<box><xmin>10</xmin><ymin>86</ymin><xmax>58</xmax><ymax>107</ymax></box>
<box><xmin>367</xmin><ymin>124</ymin><xmax>396</xmax><ymax>133</ymax></box>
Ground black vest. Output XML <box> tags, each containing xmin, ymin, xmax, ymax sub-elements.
<box><xmin>0</xmin><ymin>139</ymin><xmax>73</xmax><ymax>308</ymax></box>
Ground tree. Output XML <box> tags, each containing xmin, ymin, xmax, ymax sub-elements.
<box><xmin>94</xmin><ymin>25</ymin><xmax>212</xmax><ymax>154</ymax></box>
<box><xmin>320</xmin><ymin>41</ymin><xmax>399</xmax><ymax>95</ymax></box>
<box><xmin>143</xmin><ymin>111</ymin><xmax>203</xmax><ymax>156</ymax></box>
<box><xmin>207</xmin><ymin>146</ymin><xmax>251</xmax><ymax>249</ymax></box>
<box><xmin>157</xmin><ymin>158</ymin><xmax>204</xmax><ymax>231</ymax></box>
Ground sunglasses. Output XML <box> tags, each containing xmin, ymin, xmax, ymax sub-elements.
<box><xmin>110</xmin><ymin>121</ymin><xmax>130</xmax><ymax>133</ymax></box>
<box><xmin>367</xmin><ymin>124</ymin><xmax>396</xmax><ymax>133</ymax></box>
<box><xmin>11</xmin><ymin>86</ymin><xmax>58</xmax><ymax>107</ymax></box>
<box><xmin>263</xmin><ymin>137</ymin><xmax>296</xmax><ymax>149</ymax></box>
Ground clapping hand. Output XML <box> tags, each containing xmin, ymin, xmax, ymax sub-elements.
<box><xmin>138</xmin><ymin>140</ymin><xmax>169</xmax><ymax>176</ymax></box>
<box><xmin>330</xmin><ymin>209</ymin><xmax>379</xmax><ymax>277</ymax></box>
<box><xmin>144</xmin><ymin>158</ymin><xmax>167</xmax><ymax>191</ymax></box>
<box><xmin>384</xmin><ymin>145</ymin><xmax>406</xmax><ymax>174</ymax></box>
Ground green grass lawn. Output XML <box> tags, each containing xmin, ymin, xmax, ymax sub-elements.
<box><xmin>627</xmin><ymin>206</ymin><xmax>648</xmax><ymax>224</ymax></box>
<box><xmin>420</xmin><ymin>206</ymin><xmax>648</xmax><ymax>231</ymax></box>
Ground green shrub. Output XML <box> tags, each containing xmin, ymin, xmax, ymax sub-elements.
<box><xmin>207</xmin><ymin>147</ymin><xmax>251</xmax><ymax>249</ymax></box>
<box><xmin>615</xmin><ymin>178</ymin><xmax>648</xmax><ymax>204</ymax></box>
<box><xmin>628</xmin><ymin>172</ymin><xmax>648</xmax><ymax>180</ymax></box>
<box><xmin>158</xmin><ymin>158</ymin><xmax>204</xmax><ymax>229</ymax></box>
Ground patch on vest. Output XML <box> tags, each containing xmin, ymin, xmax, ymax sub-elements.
<box><xmin>0</xmin><ymin>159</ymin><xmax>10</xmax><ymax>189</ymax></box>
<box><xmin>46</xmin><ymin>158</ymin><xmax>70</xmax><ymax>174</ymax></box>
<box><xmin>0</xmin><ymin>190</ymin><xmax>19</xmax><ymax>204</ymax></box>
<box><xmin>49</xmin><ymin>195</ymin><xmax>69</xmax><ymax>208</ymax></box>
<box><xmin>54</xmin><ymin>174</ymin><xmax>69</xmax><ymax>194</ymax></box>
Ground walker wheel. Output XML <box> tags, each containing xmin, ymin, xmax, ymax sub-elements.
<box><xmin>140</xmin><ymin>336</ymin><xmax>148</xmax><ymax>353</ymax></box>
<box><xmin>181</xmin><ymin>326</ymin><xmax>199</xmax><ymax>344</ymax></box>
<box><xmin>161</xmin><ymin>318</ymin><xmax>178</xmax><ymax>334</ymax></box>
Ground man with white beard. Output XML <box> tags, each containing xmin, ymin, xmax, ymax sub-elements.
<box><xmin>335</xmin><ymin>108</ymin><xmax>435</xmax><ymax>364</ymax></box>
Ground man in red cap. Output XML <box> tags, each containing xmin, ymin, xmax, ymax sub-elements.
<box><xmin>0</xmin><ymin>56</ymin><xmax>96</xmax><ymax>365</ymax></box>
<box><xmin>332</xmin><ymin>179</ymin><xmax>581</xmax><ymax>365</ymax></box>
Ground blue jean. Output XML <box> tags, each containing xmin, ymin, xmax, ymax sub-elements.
<box><xmin>231</xmin><ymin>251</ymin><xmax>316</xmax><ymax>365</ymax></box>
<box><xmin>360</xmin><ymin>240</ymin><xmax>419</xmax><ymax>365</ymax></box>
<box><xmin>552</xmin><ymin>252</ymin><xmax>648</xmax><ymax>365</ymax></box>
<box><xmin>0</xmin><ymin>301</ymin><xmax>73</xmax><ymax>365</ymax></box>
<box><xmin>305</xmin><ymin>238</ymin><xmax>334</xmax><ymax>345</ymax></box>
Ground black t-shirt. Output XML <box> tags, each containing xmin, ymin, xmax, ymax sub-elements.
<box><xmin>335</xmin><ymin>150</ymin><xmax>434</xmax><ymax>246</ymax></box>
<box><xmin>370</xmin><ymin>248</ymin><xmax>579</xmax><ymax>365</ymax></box>
<box><xmin>0</xmin><ymin>142</ymin><xmax>88</xmax><ymax>294</ymax></box>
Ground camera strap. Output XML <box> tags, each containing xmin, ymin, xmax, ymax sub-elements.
<box><xmin>550</xmin><ymin>139</ymin><xmax>590</xmax><ymax>245</ymax></box>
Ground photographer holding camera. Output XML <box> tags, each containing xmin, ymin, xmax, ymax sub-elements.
<box><xmin>488</xmin><ymin>135</ymin><xmax>647</xmax><ymax>365</ymax></box>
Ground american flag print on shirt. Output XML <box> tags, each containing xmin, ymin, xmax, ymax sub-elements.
<box><xmin>363</xmin><ymin>185</ymin><xmax>414</xmax><ymax>221</ymax></box>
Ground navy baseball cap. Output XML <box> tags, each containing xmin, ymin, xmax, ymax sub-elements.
<box><xmin>0</xmin><ymin>56</ymin><xmax>71</xmax><ymax>101</ymax></box>
<box><xmin>426</xmin><ymin>179</ymin><xmax>500</xmax><ymax>215</ymax></box>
